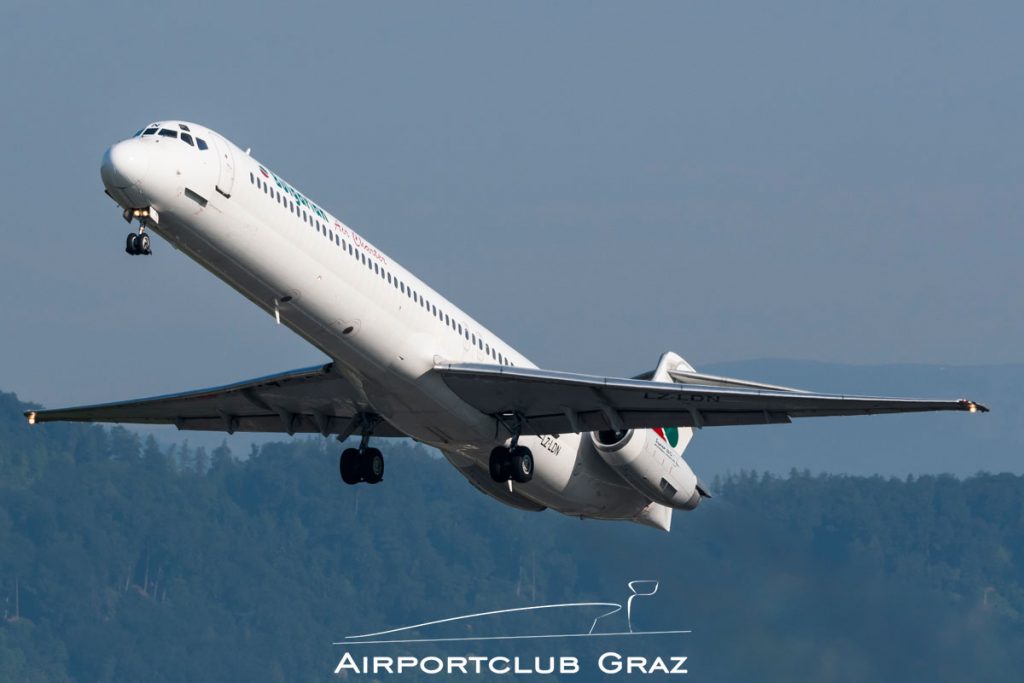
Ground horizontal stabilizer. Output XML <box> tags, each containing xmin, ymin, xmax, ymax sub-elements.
<box><xmin>666</xmin><ymin>368</ymin><xmax>809</xmax><ymax>394</ymax></box>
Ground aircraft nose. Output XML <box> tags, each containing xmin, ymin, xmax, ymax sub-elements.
<box><xmin>101</xmin><ymin>140</ymin><xmax>150</xmax><ymax>189</ymax></box>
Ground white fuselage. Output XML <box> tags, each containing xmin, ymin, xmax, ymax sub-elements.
<box><xmin>101</xmin><ymin>121</ymin><xmax>660</xmax><ymax>525</ymax></box>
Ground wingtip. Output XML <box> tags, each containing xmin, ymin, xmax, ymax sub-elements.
<box><xmin>960</xmin><ymin>400</ymin><xmax>990</xmax><ymax>414</ymax></box>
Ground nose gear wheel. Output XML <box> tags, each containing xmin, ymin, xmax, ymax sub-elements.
<box><xmin>124</xmin><ymin>211</ymin><xmax>152</xmax><ymax>255</ymax></box>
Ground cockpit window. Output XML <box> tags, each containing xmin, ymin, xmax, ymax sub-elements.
<box><xmin>142</xmin><ymin>127</ymin><xmax>158</xmax><ymax>136</ymax></box>
<box><xmin>134</xmin><ymin>129</ymin><xmax>144</xmax><ymax>137</ymax></box>
<box><xmin>158</xmin><ymin>129</ymin><xmax>178</xmax><ymax>138</ymax></box>
<box><xmin>181</xmin><ymin>133</ymin><xmax>194</xmax><ymax>146</ymax></box>
<box><xmin>178</xmin><ymin>123</ymin><xmax>191</xmax><ymax>132</ymax></box>
<box><xmin>196</xmin><ymin>138</ymin><xmax>209</xmax><ymax>150</ymax></box>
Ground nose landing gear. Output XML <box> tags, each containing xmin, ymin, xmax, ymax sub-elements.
<box><xmin>125</xmin><ymin>229</ymin><xmax>151</xmax><ymax>255</ymax></box>
<box><xmin>123</xmin><ymin>207</ymin><xmax>154</xmax><ymax>255</ymax></box>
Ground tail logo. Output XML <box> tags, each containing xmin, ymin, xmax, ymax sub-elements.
<box><xmin>652</xmin><ymin>427</ymin><xmax>680</xmax><ymax>448</ymax></box>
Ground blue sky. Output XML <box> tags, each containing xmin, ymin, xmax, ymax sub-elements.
<box><xmin>1</xmin><ymin>1</ymin><xmax>1021</xmax><ymax>412</ymax></box>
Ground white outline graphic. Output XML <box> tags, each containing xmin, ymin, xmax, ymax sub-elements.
<box><xmin>335</xmin><ymin>580</ymin><xmax>690</xmax><ymax>646</ymax></box>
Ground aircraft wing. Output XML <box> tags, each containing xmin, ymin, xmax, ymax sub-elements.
<box><xmin>435</xmin><ymin>363</ymin><xmax>988</xmax><ymax>435</ymax></box>
<box><xmin>25</xmin><ymin>363</ymin><xmax>406</xmax><ymax>437</ymax></box>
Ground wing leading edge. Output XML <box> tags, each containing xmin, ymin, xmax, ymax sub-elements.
<box><xmin>25</xmin><ymin>363</ymin><xmax>406</xmax><ymax>437</ymax></box>
<box><xmin>435</xmin><ymin>363</ymin><xmax>988</xmax><ymax>435</ymax></box>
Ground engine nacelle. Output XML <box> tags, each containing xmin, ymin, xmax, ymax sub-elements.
<box><xmin>590</xmin><ymin>429</ymin><xmax>702</xmax><ymax>510</ymax></box>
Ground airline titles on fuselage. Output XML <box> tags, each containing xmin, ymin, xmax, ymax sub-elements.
<box><xmin>260</xmin><ymin>164</ymin><xmax>389</xmax><ymax>266</ymax></box>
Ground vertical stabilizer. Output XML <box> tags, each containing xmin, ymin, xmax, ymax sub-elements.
<box><xmin>649</xmin><ymin>351</ymin><xmax>696</xmax><ymax>456</ymax></box>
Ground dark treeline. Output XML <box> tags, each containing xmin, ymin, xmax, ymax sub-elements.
<box><xmin>1</xmin><ymin>390</ymin><xmax>1022</xmax><ymax>682</ymax></box>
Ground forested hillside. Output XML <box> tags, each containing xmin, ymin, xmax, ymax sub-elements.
<box><xmin>1</xmin><ymin>390</ymin><xmax>1022</xmax><ymax>682</ymax></box>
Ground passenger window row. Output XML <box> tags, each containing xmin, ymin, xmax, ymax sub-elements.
<box><xmin>247</xmin><ymin>169</ymin><xmax>514</xmax><ymax>367</ymax></box>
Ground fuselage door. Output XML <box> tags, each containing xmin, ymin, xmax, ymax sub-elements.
<box><xmin>212</xmin><ymin>135</ymin><xmax>236</xmax><ymax>198</ymax></box>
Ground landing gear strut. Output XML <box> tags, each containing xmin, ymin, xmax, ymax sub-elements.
<box><xmin>338</xmin><ymin>414</ymin><xmax>384</xmax><ymax>485</ymax></box>
<box><xmin>488</xmin><ymin>414</ymin><xmax>534</xmax><ymax>484</ymax></box>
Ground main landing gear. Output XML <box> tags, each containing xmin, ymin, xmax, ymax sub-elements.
<box><xmin>489</xmin><ymin>444</ymin><xmax>534</xmax><ymax>483</ymax></box>
<box><xmin>487</xmin><ymin>411</ymin><xmax>536</xmax><ymax>485</ymax></box>
<box><xmin>124</xmin><ymin>208</ymin><xmax>153</xmax><ymax>255</ymax></box>
<box><xmin>489</xmin><ymin>414</ymin><xmax>534</xmax><ymax>484</ymax></box>
<box><xmin>339</xmin><ymin>446</ymin><xmax>384</xmax><ymax>485</ymax></box>
<box><xmin>338</xmin><ymin>413</ymin><xmax>384</xmax><ymax>485</ymax></box>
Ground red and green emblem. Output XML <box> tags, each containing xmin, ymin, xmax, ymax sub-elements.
<box><xmin>653</xmin><ymin>426</ymin><xmax>680</xmax><ymax>448</ymax></box>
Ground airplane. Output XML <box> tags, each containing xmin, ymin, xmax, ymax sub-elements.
<box><xmin>25</xmin><ymin>120</ymin><xmax>989</xmax><ymax>531</ymax></box>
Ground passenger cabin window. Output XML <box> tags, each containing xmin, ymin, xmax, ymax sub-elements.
<box><xmin>158</xmin><ymin>129</ymin><xmax>177</xmax><ymax>138</ymax></box>
<box><xmin>235</xmin><ymin>169</ymin><xmax>508</xmax><ymax>360</ymax></box>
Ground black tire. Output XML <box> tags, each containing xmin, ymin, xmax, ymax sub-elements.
<box><xmin>339</xmin><ymin>448</ymin><xmax>361</xmax><ymax>485</ymax></box>
<box><xmin>510</xmin><ymin>446</ymin><xmax>534</xmax><ymax>483</ymax></box>
<box><xmin>137</xmin><ymin>233</ymin><xmax>151</xmax><ymax>254</ymax></box>
<box><xmin>489</xmin><ymin>446</ymin><xmax>511</xmax><ymax>482</ymax></box>
<box><xmin>362</xmin><ymin>447</ymin><xmax>384</xmax><ymax>484</ymax></box>
<box><xmin>125</xmin><ymin>233</ymin><xmax>139</xmax><ymax>254</ymax></box>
